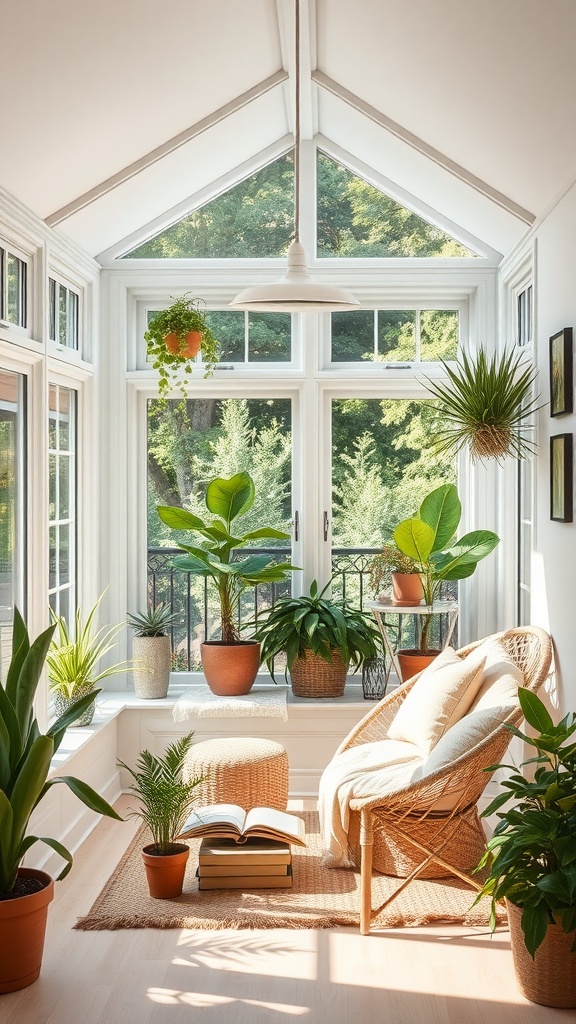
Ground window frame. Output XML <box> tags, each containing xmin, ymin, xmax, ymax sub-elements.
<box><xmin>48</xmin><ymin>381</ymin><xmax>78</xmax><ymax>622</ymax></box>
<box><xmin>48</xmin><ymin>276</ymin><xmax>80</xmax><ymax>351</ymax></box>
<box><xmin>0</xmin><ymin>240</ymin><xmax>30</xmax><ymax>335</ymax></box>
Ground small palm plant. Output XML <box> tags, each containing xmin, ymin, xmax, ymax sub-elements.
<box><xmin>127</xmin><ymin>604</ymin><xmax>175</xmax><ymax>637</ymax></box>
<box><xmin>424</xmin><ymin>347</ymin><xmax>540</xmax><ymax>463</ymax></box>
<box><xmin>118</xmin><ymin>734</ymin><xmax>202</xmax><ymax>855</ymax></box>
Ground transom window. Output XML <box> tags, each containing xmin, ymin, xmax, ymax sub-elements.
<box><xmin>49</xmin><ymin>278</ymin><xmax>79</xmax><ymax>350</ymax></box>
<box><xmin>0</xmin><ymin>246</ymin><xmax>27</xmax><ymax>328</ymax></box>
<box><xmin>331</xmin><ymin>308</ymin><xmax>460</xmax><ymax>363</ymax></box>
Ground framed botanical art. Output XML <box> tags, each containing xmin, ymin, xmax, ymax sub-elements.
<box><xmin>549</xmin><ymin>327</ymin><xmax>573</xmax><ymax>416</ymax></box>
<box><xmin>550</xmin><ymin>433</ymin><xmax>573</xmax><ymax>522</ymax></box>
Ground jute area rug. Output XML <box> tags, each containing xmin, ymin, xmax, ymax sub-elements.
<box><xmin>75</xmin><ymin>812</ymin><xmax>502</xmax><ymax>932</ymax></box>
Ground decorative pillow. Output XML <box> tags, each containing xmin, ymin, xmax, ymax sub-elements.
<box><xmin>468</xmin><ymin>638</ymin><xmax>523</xmax><ymax>712</ymax></box>
<box><xmin>422</xmin><ymin>706</ymin><xmax>509</xmax><ymax>777</ymax></box>
<box><xmin>387</xmin><ymin>650</ymin><xmax>486</xmax><ymax>755</ymax></box>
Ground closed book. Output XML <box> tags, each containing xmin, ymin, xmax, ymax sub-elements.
<box><xmin>199</xmin><ymin>862</ymin><xmax>290</xmax><ymax>877</ymax></box>
<box><xmin>198</xmin><ymin>837</ymin><xmax>292</xmax><ymax>867</ymax></box>
<box><xmin>198</xmin><ymin>866</ymin><xmax>293</xmax><ymax>891</ymax></box>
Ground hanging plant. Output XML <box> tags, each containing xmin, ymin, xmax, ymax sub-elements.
<box><xmin>423</xmin><ymin>347</ymin><xmax>541</xmax><ymax>463</ymax></box>
<box><xmin>144</xmin><ymin>294</ymin><xmax>220</xmax><ymax>402</ymax></box>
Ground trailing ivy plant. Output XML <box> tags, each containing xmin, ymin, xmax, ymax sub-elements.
<box><xmin>145</xmin><ymin>294</ymin><xmax>220</xmax><ymax>402</ymax></box>
<box><xmin>423</xmin><ymin>347</ymin><xmax>540</xmax><ymax>463</ymax></box>
<box><xmin>474</xmin><ymin>688</ymin><xmax>576</xmax><ymax>958</ymax></box>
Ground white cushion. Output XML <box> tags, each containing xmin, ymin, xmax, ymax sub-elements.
<box><xmin>468</xmin><ymin>638</ymin><xmax>523</xmax><ymax>712</ymax></box>
<box><xmin>387</xmin><ymin>648</ymin><xmax>486</xmax><ymax>755</ymax></box>
<box><xmin>422</xmin><ymin>706</ymin><xmax>510</xmax><ymax>777</ymax></box>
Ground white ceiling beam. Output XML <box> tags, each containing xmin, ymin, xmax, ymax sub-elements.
<box><xmin>45</xmin><ymin>70</ymin><xmax>288</xmax><ymax>228</ymax></box>
<box><xmin>313</xmin><ymin>70</ymin><xmax>535</xmax><ymax>226</ymax></box>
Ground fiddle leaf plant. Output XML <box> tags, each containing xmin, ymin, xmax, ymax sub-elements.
<box><xmin>157</xmin><ymin>471</ymin><xmax>299</xmax><ymax>644</ymax></box>
<box><xmin>474</xmin><ymin>688</ymin><xmax>576</xmax><ymax>958</ymax></box>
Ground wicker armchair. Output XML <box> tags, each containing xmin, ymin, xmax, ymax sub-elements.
<box><xmin>332</xmin><ymin>627</ymin><xmax>553</xmax><ymax>934</ymax></box>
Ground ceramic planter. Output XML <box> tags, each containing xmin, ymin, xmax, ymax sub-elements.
<box><xmin>164</xmin><ymin>330</ymin><xmax>202</xmax><ymax>358</ymax></box>
<box><xmin>507</xmin><ymin>900</ymin><xmax>576</xmax><ymax>1008</ymax></box>
<box><xmin>0</xmin><ymin>868</ymin><xmax>54</xmax><ymax>993</ymax></box>
<box><xmin>52</xmin><ymin>683</ymin><xmax>97</xmax><ymax>726</ymax></box>
<box><xmin>397</xmin><ymin>649</ymin><xmax>440</xmax><ymax>682</ymax></box>
<box><xmin>132</xmin><ymin>635</ymin><xmax>171</xmax><ymax>699</ymax></box>
<box><xmin>200</xmin><ymin>640</ymin><xmax>260</xmax><ymax>695</ymax></box>
<box><xmin>142</xmin><ymin>844</ymin><xmax>190</xmax><ymax>899</ymax></box>
<box><xmin>391</xmin><ymin>572</ymin><xmax>424</xmax><ymax>606</ymax></box>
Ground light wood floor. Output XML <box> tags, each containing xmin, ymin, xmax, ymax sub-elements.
<box><xmin>0</xmin><ymin>797</ymin><xmax>564</xmax><ymax>1024</ymax></box>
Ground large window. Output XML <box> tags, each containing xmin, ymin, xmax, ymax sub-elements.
<box><xmin>48</xmin><ymin>385</ymin><xmax>77</xmax><ymax>622</ymax></box>
<box><xmin>0</xmin><ymin>370</ymin><xmax>26</xmax><ymax>671</ymax></box>
<box><xmin>147</xmin><ymin>397</ymin><xmax>292</xmax><ymax>669</ymax></box>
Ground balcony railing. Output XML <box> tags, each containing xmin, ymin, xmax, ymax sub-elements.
<box><xmin>147</xmin><ymin>546</ymin><xmax>457</xmax><ymax>672</ymax></box>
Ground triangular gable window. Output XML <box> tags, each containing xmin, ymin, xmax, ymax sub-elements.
<box><xmin>123</xmin><ymin>153</ymin><xmax>294</xmax><ymax>258</ymax></box>
<box><xmin>317</xmin><ymin>152</ymin><xmax>476</xmax><ymax>257</ymax></box>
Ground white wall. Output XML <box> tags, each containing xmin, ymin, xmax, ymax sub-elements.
<box><xmin>526</xmin><ymin>181</ymin><xmax>576</xmax><ymax>714</ymax></box>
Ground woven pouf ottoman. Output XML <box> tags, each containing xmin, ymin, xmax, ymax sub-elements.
<box><xmin>184</xmin><ymin>737</ymin><xmax>289</xmax><ymax>811</ymax></box>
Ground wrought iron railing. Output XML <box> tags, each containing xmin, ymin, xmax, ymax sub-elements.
<box><xmin>147</xmin><ymin>546</ymin><xmax>457</xmax><ymax>672</ymax></box>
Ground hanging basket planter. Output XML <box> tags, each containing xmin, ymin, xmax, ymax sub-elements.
<box><xmin>145</xmin><ymin>294</ymin><xmax>220</xmax><ymax>402</ymax></box>
<box><xmin>424</xmin><ymin>347</ymin><xmax>541</xmax><ymax>464</ymax></box>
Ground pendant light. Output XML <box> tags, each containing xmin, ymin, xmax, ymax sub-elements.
<box><xmin>230</xmin><ymin>0</ymin><xmax>360</xmax><ymax>312</ymax></box>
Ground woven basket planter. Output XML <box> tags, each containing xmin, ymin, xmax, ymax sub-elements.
<box><xmin>132</xmin><ymin>636</ymin><xmax>171</xmax><ymax>699</ymax></box>
<box><xmin>507</xmin><ymin>900</ymin><xmax>576</xmax><ymax>1007</ymax></box>
<box><xmin>290</xmin><ymin>649</ymin><xmax>348</xmax><ymax>698</ymax></box>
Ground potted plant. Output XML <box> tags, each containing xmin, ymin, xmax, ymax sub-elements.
<box><xmin>368</xmin><ymin>543</ymin><xmax>424</xmax><ymax>606</ymax></box>
<box><xmin>145</xmin><ymin>294</ymin><xmax>220</xmax><ymax>401</ymax></box>
<box><xmin>253</xmin><ymin>579</ymin><xmax>381</xmax><ymax>698</ymax></box>
<box><xmin>475</xmin><ymin>688</ymin><xmax>576</xmax><ymax>1008</ymax></box>
<box><xmin>423</xmin><ymin>347</ymin><xmax>540</xmax><ymax>463</ymax></box>
<box><xmin>157</xmin><ymin>471</ymin><xmax>298</xmax><ymax>695</ymax></box>
<box><xmin>117</xmin><ymin>733</ymin><xmax>202</xmax><ymax>899</ymax></box>
<box><xmin>127</xmin><ymin>604</ymin><xmax>175</xmax><ymax>700</ymax></box>
<box><xmin>0</xmin><ymin>609</ymin><xmax>122</xmax><ymax>992</ymax></box>
<box><xmin>47</xmin><ymin>595</ymin><xmax>132</xmax><ymax>725</ymax></box>
<box><xmin>392</xmin><ymin>483</ymin><xmax>499</xmax><ymax>680</ymax></box>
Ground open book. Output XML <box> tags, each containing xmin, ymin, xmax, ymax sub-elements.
<box><xmin>175</xmin><ymin>804</ymin><xmax>306</xmax><ymax>847</ymax></box>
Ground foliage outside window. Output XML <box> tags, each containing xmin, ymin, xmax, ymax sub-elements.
<box><xmin>49</xmin><ymin>278</ymin><xmax>79</xmax><ymax>350</ymax></box>
<box><xmin>48</xmin><ymin>384</ymin><xmax>77</xmax><ymax>624</ymax></box>
<box><xmin>145</xmin><ymin>309</ymin><xmax>292</xmax><ymax>367</ymax></box>
<box><xmin>331</xmin><ymin>308</ymin><xmax>459</xmax><ymax>363</ymax></box>
<box><xmin>0</xmin><ymin>247</ymin><xmax>27</xmax><ymax>328</ymax></box>
<box><xmin>0</xmin><ymin>369</ymin><xmax>26</xmax><ymax>669</ymax></box>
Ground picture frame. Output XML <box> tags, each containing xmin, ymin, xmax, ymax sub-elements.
<box><xmin>549</xmin><ymin>327</ymin><xmax>573</xmax><ymax>416</ymax></box>
<box><xmin>550</xmin><ymin>433</ymin><xmax>573</xmax><ymax>522</ymax></box>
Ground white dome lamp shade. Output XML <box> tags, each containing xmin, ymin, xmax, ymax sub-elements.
<box><xmin>230</xmin><ymin>0</ymin><xmax>360</xmax><ymax>314</ymax></box>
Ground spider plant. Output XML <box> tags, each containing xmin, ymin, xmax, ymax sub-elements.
<box><xmin>117</xmin><ymin>734</ymin><xmax>203</xmax><ymax>854</ymax></box>
<box><xmin>47</xmin><ymin>594</ymin><xmax>132</xmax><ymax>699</ymax></box>
<box><xmin>423</xmin><ymin>347</ymin><xmax>540</xmax><ymax>463</ymax></box>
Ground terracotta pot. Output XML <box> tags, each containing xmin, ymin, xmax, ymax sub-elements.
<box><xmin>397</xmin><ymin>649</ymin><xmax>440</xmax><ymax>682</ymax></box>
<box><xmin>200</xmin><ymin>640</ymin><xmax>260</xmax><ymax>695</ymax></box>
<box><xmin>142</xmin><ymin>844</ymin><xmax>190</xmax><ymax>899</ymax></box>
<box><xmin>164</xmin><ymin>330</ymin><xmax>202</xmax><ymax>358</ymax></box>
<box><xmin>391</xmin><ymin>572</ymin><xmax>424</xmax><ymax>606</ymax></box>
<box><xmin>507</xmin><ymin>900</ymin><xmax>576</xmax><ymax>1008</ymax></box>
<box><xmin>133</xmin><ymin>635</ymin><xmax>171</xmax><ymax>699</ymax></box>
<box><xmin>0</xmin><ymin>868</ymin><xmax>54</xmax><ymax>993</ymax></box>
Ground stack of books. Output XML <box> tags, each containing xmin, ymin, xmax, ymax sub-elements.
<box><xmin>196</xmin><ymin>837</ymin><xmax>293</xmax><ymax>890</ymax></box>
<box><xmin>175</xmin><ymin>802</ymin><xmax>306</xmax><ymax>892</ymax></box>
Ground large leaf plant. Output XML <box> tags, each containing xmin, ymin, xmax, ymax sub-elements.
<box><xmin>475</xmin><ymin>688</ymin><xmax>576</xmax><ymax>958</ymax></box>
<box><xmin>0</xmin><ymin>610</ymin><xmax>122</xmax><ymax>896</ymax></box>
<box><xmin>157</xmin><ymin>471</ymin><xmax>298</xmax><ymax>644</ymax></box>
<box><xmin>393</xmin><ymin>483</ymin><xmax>499</xmax><ymax>648</ymax></box>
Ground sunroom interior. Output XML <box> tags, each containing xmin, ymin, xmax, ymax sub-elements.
<box><xmin>1</xmin><ymin>0</ymin><xmax>576</xmax><ymax>1018</ymax></box>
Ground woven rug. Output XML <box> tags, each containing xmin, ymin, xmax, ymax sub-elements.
<box><xmin>75</xmin><ymin>812</ymin><xmax>503</xmax><ymax>931</ymax></box>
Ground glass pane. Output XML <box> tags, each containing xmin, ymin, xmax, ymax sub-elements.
<box><xmin>58</xmin><ymin>525</ymin><xmax>70</xmax><ymax>583</ymax></box>
<box><xmin>0</xmin><ymin>370</ymin><xmax>25</xmax><ymax>671</ymax></box>
<box><xmin>49</xmin><ymin>525</ymin><xmax>57</xmax><ymax>589</ymax></box>
<box><xmin>125</xmin><ymin>153</ymin><xmax>294</xmax><ymax>258</ymax></box>
<box><xmin>59</xmin><ymin>457</ymin><xmax>70</xmax><ymax>519</ymax></box>
<box><xmin>248</xmin><ymin>313</ymin><xmax>291</xmax><ymax>362</ymax></box>
<box><xmin>59</xmin><ymin>285</ymin><xmax>67</xmax><ymax>346</ymax></box>
<box><xmin>49</xmin><ymin>278</ymin><xmax>57</xmax><ymax>341</ymax></box>
<box><xmin>147</xmin><ymin>397</ymin><xmax>293</xmax><ymax>667</ymax></box>
<box><xmin>6</xmin><ymin>254</ymin><xmax>22</xmax><ymax>324</ymax></box>
<box><xmin>68</xmin><ymin>290</ymin><xmax>79</xmax><ymax>350</ymax></box>
<box><xmin>48</xmin><ymin>384</ymin><xmax>58</xmax><ymax>448</ymax></box>
<box><xmin>58</xmin><ymin>587</ymin><xmax>70</xmax><ymax>625</ymax></box>
<box><xmin>317</xmin><ymin>152</ymin><xmax>476</xmax><ymax>258</ymax></box>
<box><xmin>49</xmin><ymin>454</ymin><xmax>57</xmax><ymax>520</ymax></box>
<box><xmin>332</xmin><ymin>310</ymin><xmax>374</xmax><ymax>361</ymax></box>
<box><xmin>204</xmin><ymin>310</ymin><xmax>244</xmax><ymax>362</ymax></box>
<box><xmin>420</xmin><ymin>309</ymin><xmax>459</xmax><ymax>361</ymax></box>
<box><xmin>378</xmin><ymin>310</ymin><xmax>417</xmax><ymax>361</ymax></box>
<box><xmin>59</xmin><ymin>388</ymin><xmax>72</xmax><ymax>450</ymax></box>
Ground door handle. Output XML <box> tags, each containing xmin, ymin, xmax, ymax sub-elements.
<box><xmin>294</xmin><ymin>510</ymin><xmax>299</xmax><ymax>542</ymax></box>
<box><xmin>323</xmin><ymin>511</ymin><xmax>329</xmax><ymax>542</ymax></box>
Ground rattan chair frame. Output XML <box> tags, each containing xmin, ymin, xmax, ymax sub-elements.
<box><xmin>334</xmin><ymin>627</ymin><xmax>553</xmax><ymax>934</ymax></box>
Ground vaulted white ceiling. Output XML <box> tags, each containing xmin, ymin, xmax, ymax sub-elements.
<box><xmin>2</xmin><ymin>0</ymin><xmax>576</xmax><ymax>261</ymax></box>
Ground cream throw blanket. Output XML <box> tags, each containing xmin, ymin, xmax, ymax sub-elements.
<box><xmin>319</xmin><ymin>740</ymin><xmax>423</xmax><ymax>867</ymax></box>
